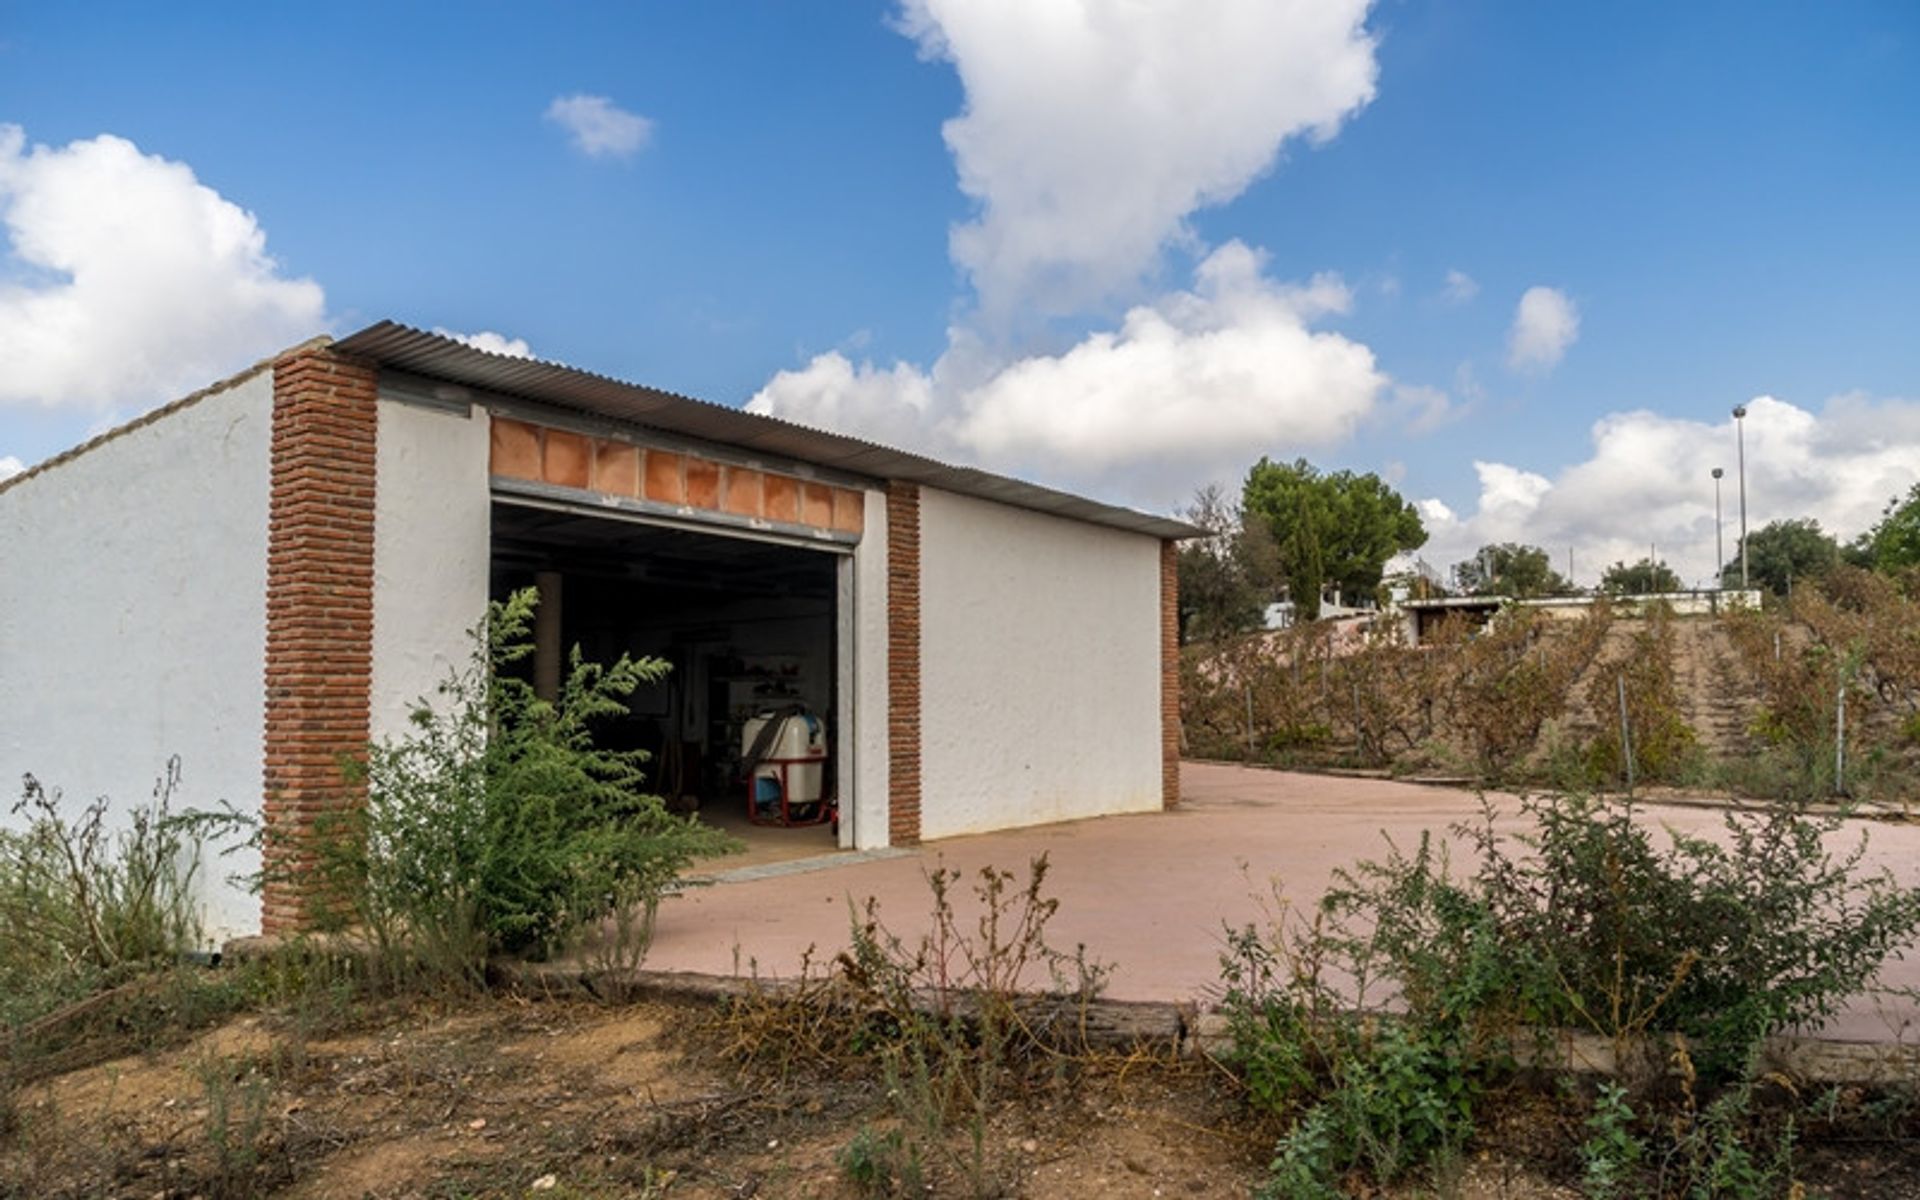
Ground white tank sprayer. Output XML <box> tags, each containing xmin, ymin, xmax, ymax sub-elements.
<box><xmin>741</xmin><ymin>706</ymin><xmax>829</xmax><ymax>827</ymax></box>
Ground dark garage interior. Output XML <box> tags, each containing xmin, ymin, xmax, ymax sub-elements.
<box><xmin>490</xmin><ymin>500</ymin><xmax>846</xmax><ymax>858</ymax></box>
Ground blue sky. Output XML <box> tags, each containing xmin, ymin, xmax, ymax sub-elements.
<box><xmin>2</xmin><ymin>1</ymin><xmax>1916</xmax><ymax>584</ymax></box>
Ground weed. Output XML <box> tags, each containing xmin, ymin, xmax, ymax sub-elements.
<box><xmin>0</xmin><ymin>761</ymin><xmax>258</xmax><ymax>1097</ymax></box>
<box><xmin>194</xmin><ymin>1052</ymin><xmax>273</xmax><ymax>1198</ymax></box>
<box><xmin>1651</xmin><ymin>1044</ymin><xmax>1802</xmax><ymax>1199</ymax></box>
<box><xmin>0</xmin><ymin>758</ymin><xmax>241</xmax><ymax>1030</ymax></box>
<box><xmin>712</xmin><ymin>854</ymin><xmax>1105</xmax><ymax>1197</ymax></box>
<box><xmin>1259</xmin><ymin>1104</ymin><xmax>1343</xmax><ymax>1200</ymax></box>
<box><xmin>839</xmin><ymin>1123</ymin><xmax>921</xmax><ymax>1196</ymax></box>
<box><xmin>298</xmin><ymin>588</ymin><xmax>735</xmax><ymax>990</ymax></box>
<box><xmin>1580</xmin><ymin>1082</ymin><xmax>1642</xmax><ymax>1199</ymax></box>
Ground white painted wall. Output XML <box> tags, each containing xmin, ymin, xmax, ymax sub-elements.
<box><xmin>850</xmin><ymin>486</ymin><xmax>891</xmax><ymax>849</ymax></box>
<box><xmin>0</xmin><ymin>370</ymin><xmax>273</xmax><ymax>943</ymax></box>
<box><xmin>369</xmin><ymin>398</ymin><xmax>493</xmax><ymax>742</ymax></box>
<box><xmin>917</xmin><ymin>487</ymin><xmax>1162</xmax><ymax>839</ymax></box>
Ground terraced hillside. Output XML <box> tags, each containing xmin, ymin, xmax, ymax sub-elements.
<box><xmin>1669</xmin><ymin>614</ymin><xmax>1769</xmax><ymax>759</ymax></box>
<box><xmin>1530</xmin><ymin>614</ymin><xmax>1764</xmax><ymax>772</ymax></box>
<box><xmin>1185</xmin><ymin>569</ymin><xmax>1920</xmax><ymax>802</ymax></box>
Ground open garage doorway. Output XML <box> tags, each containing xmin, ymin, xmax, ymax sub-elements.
<box><xmin>491</xmin><ymin>498</ymin><xmax>854</xmax><ymax>868</ymax></box>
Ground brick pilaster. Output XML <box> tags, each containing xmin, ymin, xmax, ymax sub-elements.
<box><xmin>1161</xmin><ymin>538</ymin><xmax>1181</xmax><ymax>808</ymax></box>
<box><xmin>887</xmin><ymin>482</ymin><xmax>922</xmax><ymax>844</ymax></box>
<box><xmin>261</xmin><ymin>347</ymin><xmax>379</xmax><ymax>933</ymax></box>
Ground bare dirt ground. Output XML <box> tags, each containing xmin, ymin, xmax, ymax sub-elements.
<box><xmin>1</xmin><ymin>991</ymin><xmax>1280</xmax><ymax>1199</ymax></box>
<box><xmin>13</xmin><ymin>986</ymin><xmax>1920</xmax><ymax>1199</ymax></box>
<box><xmin>1666</xmin><ymin>617</ymin><xmax>1766</xmax><ymax>760</ymax></box>
<box><xmin>9</xmin><ymin>976</ymin><xmax>1920</xmax><ymax>1196</ymax></box>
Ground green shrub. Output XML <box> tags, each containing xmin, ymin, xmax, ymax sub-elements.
<box><xmin>1220</xmin><ymin>788</ymin><xmax>1920</xmax><ymax>1195</ymax></box>
<box><xmin>1468</xmin><ymin>793</ymin><xmax>1920</xmax><ymax>1078</ymax></box>
<box><xmin>1224</xmin><ymin>836</ymin><xmax>1510</xmax><ymax>1193</ymax></box>
<box><xmin>308</xmin><ymin>588</ymin><xmax>734</xmax><ymax>986</ymax></box>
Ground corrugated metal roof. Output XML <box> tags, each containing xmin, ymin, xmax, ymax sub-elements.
<box><xmin>332</xmin><ymin>321</ymin><xmax>1201</xmax><ymax>540</ymax></box>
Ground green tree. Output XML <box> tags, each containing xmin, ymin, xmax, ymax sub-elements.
<box><xmin>1600</xmin><ymin>558</ymin><xmax>1682</xmax><ymax>595</ymax></box>
<box><xmin>1175</xmin><ymin>485</ymin><xmax>1281</xmax><ymax>643</ymax></box>
<box><xmin>1241</xmin><ymin>458</ymin><xmax>1426</xmax><ymax>621</ymax></box>
<box><xmin>1451</xmin><ymin>543</ymin><xmax>1572</xmax><ymax>598</ymax></box>
<box><xmin>1722</xmin><ymin>518</ymin><xmax>1839</xmax><ymax>595</ymax></box>
<box><xmin>1854</xmin><ymin>483</ymin><xmax>1920</xmax><ymax>573</ymax></box>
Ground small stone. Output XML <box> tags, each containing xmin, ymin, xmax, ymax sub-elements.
<box><xmin>766</xmin><ymin>1138</ymin><xmax>780</xmax><ymax>1149</ymax></box>
<box><xmin>530</xmin><ymin>1176</ymin><xmax>558</xmax><ymax>1193</ymax></box>
<box><xmin>1021</xmin><ymin>1139</ymin><xmax>1039</xmax><ymax>1154</ymax></box>
<box><xmin>468</xmin><ymin>1118</ymin><xmax>487</xmax><ymax>1131</ymax></box>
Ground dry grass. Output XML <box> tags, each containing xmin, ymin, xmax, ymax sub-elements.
<box><xmin>1</xmin><ymin>988</ymin><xmax>1262</xmax><ymax>1200</ymax></box>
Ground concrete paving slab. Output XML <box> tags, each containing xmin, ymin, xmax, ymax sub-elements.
<box><xmin>644</xmin><ymin>762</ymin><xmax>1920</xmax><ymax>1043</ymax></box>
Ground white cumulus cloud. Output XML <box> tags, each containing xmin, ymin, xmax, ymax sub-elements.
<box><xmin>753</xmin><ymin>2</ymin><xmax>1391</xmax><ymax>502</ymax></box>
<box><xmin>545</xmin><ymin>94</ymin><xmax>654</xmax><ymax>159</ymax></box>
<box><xmin>0</xmin><ymin>454</ymin><xmax>22</xmax><ymax>480</ymax></box>
<box><xmin>1506</xmin><ymin>285</ymin><xmax>1579</xmax><ymax>372</ymax></box>
<box><xmin>433</xmin><ymin>327</ymin><xmax>534</xmax><ymax>358</ymax></box>
<box><xmin>895</xmin><ymin>0</ymin><xmax>1378</xmax><ymax>322</ymax></box>
<box><xmin>1442</xmin><ymin>269</ymin><xmax>1478</xmax><ymax>304</ymax></box>
<box><xmin>747</xmin><ymin>353</ymin><xmax>940</xmax><ymax>455</ymax></box>
<box><xmin>751</xmin><ymin>241</ymin><xmax>1386</xmax><ymax>501</ymax></box>
<box><xmin>1415</xmin><ymin>393</ymin><xmax>1920</xmax><ymax>588</ymax></box>
<box><xmin>0</xmin><ymin>125</ymin><xmax>326</xmax><ymax>412</ymax></box>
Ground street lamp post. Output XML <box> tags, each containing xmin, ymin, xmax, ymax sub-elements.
<box><xmin>1732</xmin><ymin>405</ymin><xmax>1749</xmax><ymax>591</ymax></box>
<box><xmin>1711</xmin><ymin>467</ymin><xmax>1725</xmax><ymax>585</ymax></box>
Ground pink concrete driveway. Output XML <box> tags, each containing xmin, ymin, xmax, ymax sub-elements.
<box><xmin>645</xmin><ymin>763</ymin><xmax>1920</xmax><ymax>1043</ymax></box>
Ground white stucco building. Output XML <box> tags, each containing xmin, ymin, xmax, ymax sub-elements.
<box><xmin>0</xmin><ymin>324</ymin><xmax>1190</xmax><ymax>941</ymax></box>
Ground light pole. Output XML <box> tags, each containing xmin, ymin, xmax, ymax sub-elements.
<box><xmin>1711</xmin><ymin>467</ymin><xmax>1725</xmax><ymax>585</ymax></box>
<box><xmin>1732</xmin><ymin>405</ymin><xmax>1749</xmax><ymax>591</ymax></box>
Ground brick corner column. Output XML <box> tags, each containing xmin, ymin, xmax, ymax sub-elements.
<box><xmin>261</xmin><ymin>346</ymin><xmax>379</xmax><ymax>934</ymax></box>
<box><xmin>886</xmin><ymin>481</ymin><xmax>922</xmax><ymax>845</ymax></box>
<box><xmin>1160</xmin><ymin>538</ymin><xmax>1181</xmax><ymax>809</ymax></box>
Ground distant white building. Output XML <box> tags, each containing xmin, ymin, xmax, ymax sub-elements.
<box><xmin>1396</xmin><ymin>589</ymin><xmax>1764</xmax><ymax>645</ymax></box>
